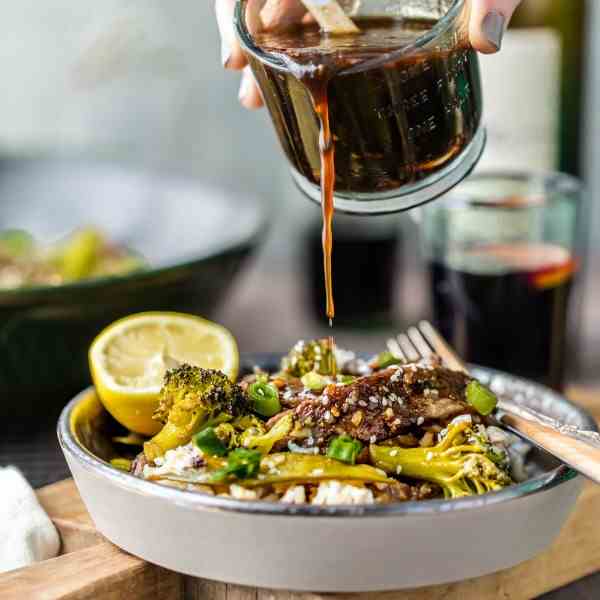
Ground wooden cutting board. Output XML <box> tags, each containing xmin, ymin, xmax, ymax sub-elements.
<box><xmin>1</xmin><ymin>387</ymin><xmax>599</xmax><ymax>600</ymax></box>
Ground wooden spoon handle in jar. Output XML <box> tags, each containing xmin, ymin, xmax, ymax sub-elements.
<box><xmin>499</xmin><ymin>401</ymin><xmax>600</xmax><ymax>484</ymax></box>
<box><xmin>300</xmin><ymin>0</ymin><xmax>360</xmax><ymax>34</ymax></box>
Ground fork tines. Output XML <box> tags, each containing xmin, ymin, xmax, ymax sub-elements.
<box><xmin>387</xmin><ymin>321</ymin><xmax>469</xmax><ymax>374</ymax></box>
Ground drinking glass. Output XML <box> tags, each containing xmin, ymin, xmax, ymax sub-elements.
<box><xmin>422</xmin><ymin>171</ymin><xmax>586</xmax><ymax>390</ymax></box>
<box><xmin>235</xmin><ymin>0</ymin><xmax>485</xmax><ymax>214</ymax></box>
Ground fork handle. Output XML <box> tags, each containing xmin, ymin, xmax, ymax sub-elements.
<box><xmin>500</xmin><ymin>410</ymin><xmax>600</xmax><ymax>485</ymax></box>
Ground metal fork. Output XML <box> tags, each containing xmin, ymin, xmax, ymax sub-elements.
<box><xmin>387</xmin><ymin>321</ymin><xmax>600</xmax><ymax>485</ymax></box>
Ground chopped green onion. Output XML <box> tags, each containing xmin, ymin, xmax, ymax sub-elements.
<box><xmin>301</xmin><ymin>371</ymin><xmax>328</xmax><ymax>391</ymax></box>
<box><xmin>374</xmin><ymin>351</ymin><xmax>402</xmax><ymax>369</ymax></box>
<box><xmin>466</xmin><ymin>381</ymin><xmax>498</xmax><ymax>416</ymax></box>
<box><xmin>210</xmin><ymin>448</ymin><xmax>262</xmax><ymax>483</ymax></box>
<box><xmin>193</xmin><ymin>427</ymin><xmax>228</xmax><ymax>457</ymax></box>
<box><xmin>248</xmin><ymin>382</ymin><xmax>281</xmax><ymax>417</ymax></box>
<box><xmin>326</xmin><ymin>435</ymin><xmax>363</xmax><ymax>465</ymax></box>
<box><xmin>337</xmin><ymin>374</ymin><xmax>356</xmax><ymax>384</ymax></box>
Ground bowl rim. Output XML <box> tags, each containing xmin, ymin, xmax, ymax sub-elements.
<box><xmin>58</xmin><ymin>359</ymin><xmax>596</xmax><ymax>518</ymax></box>
<box><xmin>0</xmin><ymin>158</ymin><xmax>268</xmax><ymax>304</ymax></box>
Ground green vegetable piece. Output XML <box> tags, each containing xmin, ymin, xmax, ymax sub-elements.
<box><xmin>301</xmin><ymin>371</ymin><xmax>328</xmax><ymax>391</ymax></box>
<box><xmin>210</xmin><ymin>448</ymin><xmax>262</xmax><ymax>483</ymax></box>
<box><xmin>370</xmin><ymin>421</ymin><xmax>512</xmax><ymax>499</ymax></box>
<box><xmin>193</xmin><ymin>427</ymin><xmax>228</xmax><ymax>457</ymax></box>
<box><xmin>374</xmin><ymin>351</ymin><xmax>403</xmax><ymax>369</ymax></box>
<box><xmin>110</xmin><ymin>458</ymin><xmax>132</xmax><ymax>471</ymax></box>
<box><xmin>240</xmin><ymin>413</ymin><xmax>294</xmax><ymax>454</ymax></box>
<box><xmin>0</xmin><ymin>229</ymin><xmax>34</xmax><ymax>257</ymax></box>
<box><xmin>248</xmin><ymin>382</ymin><xmax>281</xmax><ymax>417</ymax></box>
<box><xmin>159</xmin><ymin>453</ymin><xmax>392</xmax><ymax>488</ymax></box>
<box><xmin>337</xmin><ymin>374</ymin><xmax>356</xmax><ymax>384</ymax></box>
<box><xmin>233</xmin><ymin>414</ymin><xmax>266</xmax><ymax>433</ymax></box>
<box><xmin>466</xmin><ymin>381</ymin><xmax>498</xmax><ymax>416</ymax></box>
<box><xmin>252</xmin><ymin>454</ymin><xmax>390</xmax><ymax>486</ymax></box>
<box><xmin>143</xmin><ymin>365</ymin><xmax>246</xmax><ymax>462</ymax></box>
<box><xmin>58</xmin><ymin>228</ymin><xmax>103</xmax><ymax>281</ymax></box>
<box><xmin>327</xmin><ymin>435</ymin><xmax>363</xmax><ymax>465</ymax></box>
<box><xmin>281</xmin><ymin>338</ymin><xmax>337</xmax><ymax>377</ymax></box>
<box><xmin>112</xmin><ymin>432</ymin><xmax>146</xmax><ymax>446</ymax></box>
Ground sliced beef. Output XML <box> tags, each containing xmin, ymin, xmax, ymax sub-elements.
<box><xmin>293</xmin><ymin>363</ymin><xmax>473</xmax><ymax>448</ymax></box>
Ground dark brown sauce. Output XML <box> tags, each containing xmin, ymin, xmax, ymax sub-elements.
<box><xmin>250</xmin><ymin>18</ymin><xmax>482</xmax><ymax>324</ymax></box>
<box><xmin>307</xmin><ymin>79</ymin><xmax>335</xmax><ymax>323</ymax></box>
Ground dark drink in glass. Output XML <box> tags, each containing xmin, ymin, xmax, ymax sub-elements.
<box><xmin>306</xmin><ymin>215</ymin><xmax>402</xmax><ymax>327</ymax></box>
<box><xmin>422</xmin><ymin>172</ymin><xmax>585</xmax><ymax>391</ymax></box>
<box><xmin>429</xmin><ymin>243</ymin><xmax>576</xmax><ymax>389</ymax></box>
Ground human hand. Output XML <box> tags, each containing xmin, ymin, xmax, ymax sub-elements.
<box><xmin>215</xmin><ymin>0</ymin><xmax>524</xmax><ymax>110</ymax></box>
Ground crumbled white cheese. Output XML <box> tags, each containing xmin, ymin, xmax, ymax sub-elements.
<box><xmin>311</xmin><ymin>481</ymin><xmax>374</xmax><ymax>505</ymax></box>
<box><xmin>230</xmin><ymin>485</ymin><xmax>258</xmax><ymax>500</ymax></box>
<box><xmin>281</xmin><ymin>485</ymin><xmax>306</xmax><ymax>504</ymax></box>
<box><xmin>334</xmin><ymin>347</ymin><xmax>355</xmax><ymax>369</ymax></box>
<box><xmin>486</xmin><ymin>425</ymin><xmax>509</xmax><ymax>445</ymax></box>
<box><xmin>288</xmin><ymin>441</ymin><xmax>320</xmax><ymax>455</ymax></box>
<box><xmin>451</xmin><ymin>414</ymin><xmax>473</xmax><ymax>426</ymax></box>
<box><xmin>143</xmin><ymin>443</ymin><xmax>202</xmax><ymax>478</ymax></box>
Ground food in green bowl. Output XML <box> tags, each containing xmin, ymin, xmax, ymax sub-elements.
<box><xmin>0</xmin><ymin>227</ymin><xmax>145</xmax><ymax>289</ymax></box>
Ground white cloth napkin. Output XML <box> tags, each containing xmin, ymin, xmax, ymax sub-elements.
<box><xmin>0</xmin><ymin>467</ymin><xmax>60</xmax><ymax>573</ymax></box>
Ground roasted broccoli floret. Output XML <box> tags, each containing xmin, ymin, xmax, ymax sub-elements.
<box><xmin>281</xmin><ymin>338</ymin><xmax>336</xmax><ymax>377</ymax></box>
<box><xmin>370</xmin><ymin>420</ymin><xmax>513</xmax><ymax>499</ymax></box>
<box><xmin>240</xmin><ymin>413</ymin><xmax>294</xmax><ymax>454</ymax></box>
<box><xmin>144</xmin><ymin>365</ymin><xmax>247</xmax><ymax>461</ymax></box>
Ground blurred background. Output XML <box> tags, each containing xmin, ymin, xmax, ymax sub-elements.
<box><xmin>0</xmin><ymin>0</ymin><xmax>597</xmax><ymax>396</ymax></box>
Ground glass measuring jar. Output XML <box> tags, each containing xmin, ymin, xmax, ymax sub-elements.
<box><xmin>235</xmin><ymin>0</ymin><xmax>485</xmax><ymax>215</ymax></box>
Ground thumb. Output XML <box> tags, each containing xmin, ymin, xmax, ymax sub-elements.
<box><xmin>469</xmin><ymin>0</ymin><xmax>522</xmax><ymax>54</ymax></box>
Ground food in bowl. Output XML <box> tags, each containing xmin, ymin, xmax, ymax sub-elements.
<box><xmin>0</xmin><ymin>227</ymin><xmax>144</xmax><ymax>289</ymax></box>
<box><xmin>110</xmin><ymin>337</ymin><xmax>529</xmax><ymax>505</ymax></box>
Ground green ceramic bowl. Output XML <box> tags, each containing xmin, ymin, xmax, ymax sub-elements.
<box><xmin>0</xmin><ymin>156</ymin><xmax>266</xmax><ymax>421</ymax></box>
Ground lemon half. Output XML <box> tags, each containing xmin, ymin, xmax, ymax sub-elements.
<box><xmin>89</xmin><ymin>312</ymin><xmax>239</xmax><ymax>435</ymax></box>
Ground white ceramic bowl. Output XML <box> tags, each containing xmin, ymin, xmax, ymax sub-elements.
<box><xmin>58</xmin><ymin>358</ymin><xmax>596</xmax><ymax>592</ymax></box>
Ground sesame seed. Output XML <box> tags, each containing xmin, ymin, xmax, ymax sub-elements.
<box><xmin>351</xmin><ymin>410</ymin><xmax>363</xmax><ymax>426</ymax></box>
<box><xmin>417</xmin><ymin>416</ymin><xmax>425</xmax><ymax>425</ymax></box>
<box><xmin>426</xmin><ymin>452</ymin><xmax>434</xmax><ymax>461</ymax></box>
<box><xmin>311</xmin><ymin>468</ymin><xmax>324</xmax><ymax>476</ymax></box>
<box><xmin>390</xmin><ymin>449</ymin><xmax>398</xmax><ymax>457</ymax></box>
<box><xmin>358</xmin><ymin>400</ymin><xmax>368</xmax><ymax>407</ymax></box>
<box><xmin>381</xmin><ymin>399</ymin><xmax>388</xmax><ymax>407</ymax></box>
<box><xmin>324</xmin><ymin>410</ymin><xmax>332</xmax><ymax>422</ymax></box>
<box><xmin>369</xmin><ymin>435</ymin><xmax>377</xmax><ymax>444</ymax></box>
<box><xmin>396</xmin><ymin>465</ymin><xmax>403</xmax><ymax>474</ymax></box>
